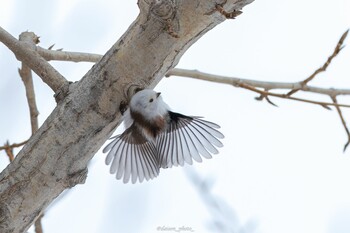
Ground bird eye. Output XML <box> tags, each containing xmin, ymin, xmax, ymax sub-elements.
<box><xmin>149</xmin><ymin>98</ymin><xmax>154</xmax><ymax>103</ymax></box>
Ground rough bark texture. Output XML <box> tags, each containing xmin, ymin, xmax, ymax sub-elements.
<box><xmin>0</xmin><ymin>0</ymin><xmax>253</xmax><ymax>232</ymax></box>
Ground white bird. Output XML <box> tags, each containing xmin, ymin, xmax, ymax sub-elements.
<box><xmin>103</xmin><ymin>89</ymin><xmax>224</xmax><ymax>183</ymax></box>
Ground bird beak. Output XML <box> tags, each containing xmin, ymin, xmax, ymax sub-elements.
<box><xmin>156</xmin><ymin>92</ymin><xmax>161</xmax><ymax>98</ymax></box>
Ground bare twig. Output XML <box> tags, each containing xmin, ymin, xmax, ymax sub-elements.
<box><xmin>26</xmin><ymin>34</ymin><xmax>350</xmax><ymax>108</ymax></box>
<box><xmin>166</xmin><ymin>68</ymin><xmax>350</xmax><ymax>97</ymax></box>
<box><xmin>0</xmin><ymin>27</ymin><xmax>67</xmax><ymax>92</ymax></box>
<box><xmin>0</xmin><ymin>140</ymin><xmax>28</xmax><ymax>162</ymax></box>
<box><xmin>286</xmin><ymin>29</ymin><xmax>349</xmax><ymax>96</ymax></box>
<box><xmin>0</xmin><ymin>140</ymin><xmax>28</xmax><ymax>151</ymax></box>
<box><xmin>18</xmin><ymin>64</ymin><xmax>39</xmax><ymax>133</ymax></box>
<box><xmin>2</xmin><ymin>141</ymin><xmax>15</xmax><ymax>162</ymax></box>
<box><xmin>255</xmin><ymin>92</ymin><xmax>278</xmax><ymax>107</ymax></box>
<box><xmin>239</xmin><ymin>82</ymin><xmax>350</xmax><ymax>108</ymax></box>
<box><xmin>37</xmin><ymin>46</ymin><xmax>102</xmax><ymax>63</ymax></box>
<box><xmin>166</xmin><ymin>30</ymin><xmax>350</xmax><ymax>151</ymax></box>
<box><xmin>166</xmin><ymin>68</ymin><xmax>350</xmax><ymax>108</ymax></box>
<box><xmin>331</xmin><ymin>96</ymin><xmax>350</xmax><ymax>151</ymax></box>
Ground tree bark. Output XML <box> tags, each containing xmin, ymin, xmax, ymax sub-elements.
<box><xmin>0</xmin><ymin>0</ymin><xmax>253</xmax><ymax>232</ymax></box>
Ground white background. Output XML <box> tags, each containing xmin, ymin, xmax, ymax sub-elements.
<box><xmin>1</xmin><ymin>0</ymin><xmax>350</xmax><ymax>233</ymax></box>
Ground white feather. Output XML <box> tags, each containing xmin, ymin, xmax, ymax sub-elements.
<box><xmin>103</xmin><ymin>89</ymin><xmax>224</xmax><ymax>183</ymax></box>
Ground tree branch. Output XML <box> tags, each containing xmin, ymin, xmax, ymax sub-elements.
<box><xmin>0</xmin><ymin>140</ymin><xmax>28</xmax><ymax>162</ymax></box>
<box><xmin>166</xmin><ymin>30</ymin><xmax>350</xmax><ymax>151</ymax></box>
<box><xmin>166</xmin><ymin>68</ymin><xmax>350</xmax><ymax>107</ymax></box>
<box><xmin>37</xmin><ymin>46</ymin><xmax>102</xmax><ymax>63</ymax></box>
<box><xmin>27</xmin><ymin>38</ymin><xmax>350</xmax><ymax>104</ymax></box>
<box><xmin>0</xmin><ymin>27</ymin><xmax>68</xmax><ymax>93</ymax></box>
<box><xmin>331</xmin><ymin>96</ymin><xmax>350</xmax><ymax>151</ymax></box>
<box><xmin>18</xmin><ymin>58</ymin><xmax>39</xmax><ymax>133</ymax></box>
<box><xmin>18</xmin><ymin>33</ymin><xmax>40</xmax><ymax>133</ymax></box>
<box><xmin>286</xmin><ymin>29</ymin><xmax>349</xmax><ymax>96</ymax></box>
<box><xmin>0</xmin><ymin>1</ymin><xmax>254</xmax><ymax>232</ymax></box>
<box><xmin>18</xmin><ymin>33</ymin><xmax>43</xmax><ymax>232</ymax></box>
<box><xmin>166</xmin><ymin>68</ymin><xmax>350</xmax><ymax>96</ymax></box>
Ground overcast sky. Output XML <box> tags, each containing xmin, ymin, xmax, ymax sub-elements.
<box><xmin>1</xmin><ymin>1</ymin><xmax>350</xmax><ymax>233</ymax></box>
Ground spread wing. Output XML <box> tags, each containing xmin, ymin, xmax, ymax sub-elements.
<box><xmin>156</xmin><ymin>111</ymin><xmax>224</xmax><ymax>169</ymax></box>
<box><xmin>103</xmin><ymin>124</ymin><xmax>160</xmax><ymax>184</ymax></box>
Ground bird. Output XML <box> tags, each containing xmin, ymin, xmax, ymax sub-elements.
<box><xmin>103</xmin><ymin>89</ymin><xmax>224</xmax><ymax>183</ymax></box>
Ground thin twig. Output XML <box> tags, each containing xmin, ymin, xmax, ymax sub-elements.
<box><xmin>166</xmin><ymin>68</ymin><xmax>350</xmax><ymax>96</ymax></box>
<box><xmin>166</xmin><ymin>30</ymin><xmax>350</xmax><ymax>151</ymax></box>
<box><xmin>0</xmin><ymin>140</ymin><xmax>28</xmax><ymax>162</ymax></box>
<box><xmin>286</xmin><ymin>29</ymin><xmax>349</xmax><ymax>96</ymax></box>
<box><xmin>331</xmin><ymin>96</ymin><xmax>350</xmax><ymax>151</ymax></box>
<box><xmin>166</xmin><ymin>68</ymin><xmax>350</xmax><ymax>108</ymax></box>
<box><xmin>0</xmin><ymin>140</ymin><xmax>28</xmax><ymax>151</ymax></box>
<box><xmin>255</xmin><ymin>92</ymin><xmax>278</xmax><ymax>107</ymax></box>
<box><xmin>238</xmin><ymin>82</ymin><xmax>350</xmax><ymax>108</ymax></box>
<box><xmin>0</xmin><ymin>27</ymin><xmax>67</xmax><ymax>92</ymax></box>
<box><xmin>18</xmin><ymin>65</ymin><xmax>39</xmax><ymax>133</ymax></box>
<box><xmin>35</xmin><ymin>46</ymin><xmax>350</xmax><ymax>108</ymax></box>
<box><xmin>37</xmin><ymin>46</ymin><xmax>102</xmax><ymax>63</ymax></box>
<box><xmin>4</xmin><ymin>142</ymin><xmax>14</xmax><ymax>162</ymax></box>
<box><xmin>21</xmin><ymin>32</ymin><xmax>350</xmax><ymax>104</ymax></box>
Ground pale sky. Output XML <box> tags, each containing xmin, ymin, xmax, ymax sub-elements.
<box><xmin>1</xmin><ymin>1</ymin><xmax>350</xmax><ymax>233</ymax></box>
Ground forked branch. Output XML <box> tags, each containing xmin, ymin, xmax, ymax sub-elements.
<box><xmin>0</xmin><ymin>140</ymin><xmax>28</xmax><ymax>162</ymax></box>
<box><xmin>166</xmin><ymin>30</ymin><xmax>350</xmax><ymax>150</ymax></box>
<box><xmin>286</xmin><ymin>29</ymin><xmax>349</xmax><ymax>96</ymax></box>
<box><xmin>0</xmin><ymin>27</ymin><xmax>67</xmax><ymax>93</ymax></box>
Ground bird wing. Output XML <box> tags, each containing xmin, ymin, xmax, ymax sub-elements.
<box><xmin>156</xmin><ymin>111</ymin><xmax>224</xmax><ymax>169</ymax></box>
<box><xmin>103</xmin><ymin>124</ymin><xmax>160</xmax><ymax>184</ymax></box>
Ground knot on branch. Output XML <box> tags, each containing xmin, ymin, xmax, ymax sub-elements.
<box><xmin>54</xmin><ymin>81</ymin><xmax>73</xmax><ymax>103</ymax></box>
<box><xmin>19</xmin><ymin>31</ymin><xmax>40</xmax><ymax>46</ymax></box>
<box><xmin>65</xmin><ymin>168</ymin><xmax>88</xmax><ymax>188</ymax></box>
<box><xmin>150</xmin><ymin>0</ymin><xmax>176</xmax><ymax>20</ymax></box>
<box><xmin>150</xmin><ymin>0</ymin><xmax>179</xmax><ymax>38</ymax></box>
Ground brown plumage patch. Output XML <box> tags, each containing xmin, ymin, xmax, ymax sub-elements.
<box><xmin>153</xmin><ymin>116</ymin><xmax>166</xmax><ymax>130</ymax></box>
<box><xmin>130</xmin><ymin>110</ymin><xmax>166</xmax><ymax>138</ymax></box>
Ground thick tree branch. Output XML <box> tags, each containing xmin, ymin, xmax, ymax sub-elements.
<box><xmin>0</xmin><ymin>1</ymin><xmax>254</xmax><ymax>232</ymax></box>
<box><xmin>0</xmin><ymin>27</ymin><xmax>68</xmax><ymax>93</ymax></box>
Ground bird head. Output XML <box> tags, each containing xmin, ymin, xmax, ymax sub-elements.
<box><xmin>129</xmin><ymin>89</ymin><xmax>168</xmax><ymax>121</ymax></box>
